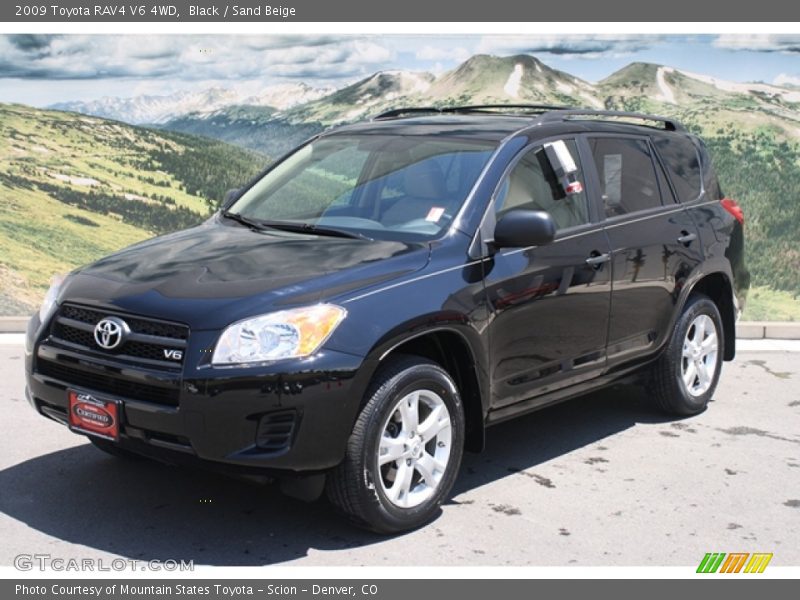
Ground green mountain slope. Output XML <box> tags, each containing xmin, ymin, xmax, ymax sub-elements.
<box><xmin>428</xmin><ymin>54</ymin><xmax>601</xmax><ymax>108</ymax></box>
<box><xmin>597</xmin><ymin>63</ymin><xmax>800</xmax><ymax>302</ymax></box>
<box><xmin>164</xmin><ymin>106</ymin><xmax>323</xmax><ymax>157</ymax></box>
<box><xmin>0</xmin><ymin>104</ymin><xmax>267</xmax><ymax>314</ymax></box>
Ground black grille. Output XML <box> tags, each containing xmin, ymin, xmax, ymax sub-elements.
<box><xmin>49</xmin><ymin>304</ymin><xmax>188</xmax><ymax>370</ymax></box>
<box><xmin>60</xmin><ymin>304</ymin><xmax>187</xmax><ymax>340</ymax></box>
<box><xmin>36</xmin><ymin>359</ymin><xmax>180</xmax><ymax>406</ymax></box>
<box><xmin>52</xmin><ymin>321</ymin><xmax>94</xmax><ymax>347</ymax></box>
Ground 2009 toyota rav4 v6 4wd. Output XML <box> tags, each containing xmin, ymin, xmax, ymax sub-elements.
<box><xmin>26</xmin><ymin>106</ymin><xmax>749</xmax><ymax>533</ymax></box>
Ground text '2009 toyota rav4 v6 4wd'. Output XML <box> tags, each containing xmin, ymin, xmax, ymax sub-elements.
<box><xmin>26</xmin><ymin>106</ymin><xmax>749</xmax><ymax>533</ymax></box>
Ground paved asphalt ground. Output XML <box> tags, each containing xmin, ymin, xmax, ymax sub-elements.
<box><xmin>0</xmin><ymin>338</ymin><xmax>798</xmax><ymax>567</ymax></box>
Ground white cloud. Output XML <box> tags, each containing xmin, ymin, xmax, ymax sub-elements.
<box><xmin>774</xmin><ymin>73</ymin><xmax>800</xmax><ymax>87</ymax></box>
<box><xmin>475</xmin><ymin>35</ymin><xmax>659</xmax><ymax>58</ymax></box>
<box><xmin>713</xmin><ymin>35</ymin><xmax>800</xmax><ymax>53</ymax></box>
<box><xmin>0</xmin><ymin>35</ymin><xmax>396</xmax><ymax>82</ymax></box>
<box><xmin>415</xmin><ymin>46</ymin><xmax>471</xmax><ymax>62</ymax></box>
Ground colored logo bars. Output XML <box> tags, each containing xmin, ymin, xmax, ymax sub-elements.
<box><xmin>697</xmin><ymin>552</ymin><xmax>773</xmax><ymax>573</ymax></box>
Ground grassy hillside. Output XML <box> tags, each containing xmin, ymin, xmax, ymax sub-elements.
<box><xmin>742</xmin><ymin>286</ymin><xmax>800</xmax><ymax>322</ymax></box>
<box><xmin>0</xmin><ymin>104</ymin><xmax>266</xmax><ymax>315</ymax></box>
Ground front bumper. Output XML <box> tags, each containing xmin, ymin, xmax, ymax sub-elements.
<box><xmin>25</xmin><ymin>316</ymin><xmax>372</xmax><ymax>474</ymax></box>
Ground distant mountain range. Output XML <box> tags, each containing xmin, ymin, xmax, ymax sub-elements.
<box><xmin>51</xmin><ymin>82</ymin><xmax>332</xmax><ymax>125</ymax></box>
<box><xmin>7</xmin><ymin>53</ymin><xmax>800</xmax><ymax>315</ymax></box>
<box><xmin>51</xmin><ymin>54</ymin><xmax>800</xmax><ymax>131</ymax></box>
<box><xmin>47</xmin><ymin>54</ymin><xmax>800</xmax><ymax>161</ymax></box>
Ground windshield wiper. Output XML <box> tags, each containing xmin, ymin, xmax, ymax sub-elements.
<box><xmin>222</xmin><ymin>211</ymin><xmax>267</xmax><ymax>231</ymax></box>
<box><xmin>223</xmin><ymin>212</ymin><xmax>371</xmax><ymax>240</ymax></box>
<box><xmin>259</xmin><ymin>220</ymin><xmax>372</xmax><ymax>241</ymax></box>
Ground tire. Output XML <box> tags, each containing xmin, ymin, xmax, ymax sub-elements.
<box><xmin>327</xmin><ymin>355</ymin><xmax>465</xmax><ymax>533</ymax></box>
<box><xmin>651</xmin><ymin>294</ymin><xmax>724</xmax><ymax>415</ymax></box>
<box><xmin>89</xmin><ymin>437</ymin><xmax>143</xmax><ymax>460</ymax></box>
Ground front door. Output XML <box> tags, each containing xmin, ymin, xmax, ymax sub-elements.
<box><xmin>484</xmin><ymin>139</ymin><xmax>612</xmax><ymax>409</ymax></box>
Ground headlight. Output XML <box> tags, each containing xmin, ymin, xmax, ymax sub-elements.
<box><xmin>39</xmin><ymin>274</ymin><xmax>66</xmax><ymax>323</ymax></box>
<box><xmin>211</xmin><ymin>304</ymin><xmax>346</xmax><ymax>365</ymax></box>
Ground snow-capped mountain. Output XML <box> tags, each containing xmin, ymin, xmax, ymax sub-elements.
<box><xmin>242</xmin><ymin>82</ymin><xmax>334</xmax><ymax>111</ymax></box>
<box><xmin>50</xmin><ymin>83</ymin><xmax>331</xmax><ymax>125</ymax></box>
<box><xmin>50</xmin><ymin>54</ymin><xmax>800</xmax><ymax>157</ymax></box>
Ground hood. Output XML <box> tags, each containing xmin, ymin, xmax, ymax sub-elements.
<box><xmin>60</xmin><ymin>218</ymin><xmax>430</xmax><ymax>330</ymax></box>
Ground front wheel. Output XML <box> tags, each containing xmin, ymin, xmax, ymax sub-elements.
<box><xmin>327</xmin><ymin>356</ymin><xmax>465</xmax><ymax>533</ymax></box>
<box><xmin>650</xmin><ymin>294</ymin><xmax>724</xmax><ymax>415</ymax></box>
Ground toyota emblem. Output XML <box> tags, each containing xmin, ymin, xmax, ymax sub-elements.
<box><xmin>93</xmin><ymin>316</ymin><xmax>130</xmax><ymax>350</ymax></box>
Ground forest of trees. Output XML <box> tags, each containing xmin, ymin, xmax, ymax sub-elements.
<box><xmin>147</xmin><ymin>131</ymin><xmax>267</xmax><ymax>210</ymax></box>
<box><xmin>702</xmin><ymin>128</ymin><xmax>800</xmax><ymax>295</ymax></box>
<box><xmin>32</xmin><ymin>178</ymin><xmax>205</xmax><ymax>234</ymax></box>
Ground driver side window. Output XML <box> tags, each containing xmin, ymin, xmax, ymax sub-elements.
<box><xmin>495</xmin><ymin>139</ymin><xmax>590</xmax><ymax>230</ymax></box>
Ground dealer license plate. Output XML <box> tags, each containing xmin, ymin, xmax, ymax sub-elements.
<box><xmin>68</xmin><ymin>390</ymin><xmax>120</xmax><ymax>442</ymax></box>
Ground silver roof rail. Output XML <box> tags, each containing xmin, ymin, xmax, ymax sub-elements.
<box><xmin>540</xmin><ymin>109</ymin><xmax>685</xmax><ymax>131</ymax></box>
<box><xmin>373</xmin><ymin>104</ymin><xmax>573</xmax><ymax>120</ymax></box>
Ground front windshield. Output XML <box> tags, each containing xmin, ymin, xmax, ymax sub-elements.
<box><xmin>229</xmin><ymin>134</ymin><xmax>497</xmax><ymax>240</ymax></box>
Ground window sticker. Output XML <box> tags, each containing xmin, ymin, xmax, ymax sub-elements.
<box><xmin>603</xmin><ymin>154</ymin><xmax>622</xmax><ymax>206</ymax></box>
<box><xmin>425</xmin><ymin>207</ymin><xmax>445</xmax><ymax>222</ymax></box>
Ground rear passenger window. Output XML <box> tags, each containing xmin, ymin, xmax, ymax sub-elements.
<box><xmin>589</xmin><ymin>138</ymin><xmax>664</xmax><ymax>217</ymax></box>
<box><xmin>494</xmin><ymin>139</ymin><xmax>590</xmax><ymax>230</ymax></box>
<box><xmin>653</xmin><ymin>136</ymin><xmax>702</xmax><ymax>202</ymax></box>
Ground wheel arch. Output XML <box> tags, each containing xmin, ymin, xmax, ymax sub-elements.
<box><xmin>367</xmin><ymin>328</ymin><xmax>487</xmax><ymax>453</ymax></box>
<box><xmin>683</xmin><ymin>271</ymin><xmax>736</xmax><ymax>361</ymax></box>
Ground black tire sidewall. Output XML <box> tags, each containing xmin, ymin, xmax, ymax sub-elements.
<box><xmin>360</xmin><ymin>363</ymin><xmax>465</xmax><ymax>532</ymax></box>
<box><xmin>670</xmin><ymin>296</ymin><xmax>724</xmax><ymax>412</ymax></box>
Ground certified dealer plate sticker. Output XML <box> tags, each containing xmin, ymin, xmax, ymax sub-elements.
<box><xmin>68</xmin><ymin>390</ymin><xmax>120</xmax><ymax>441</ymax></box>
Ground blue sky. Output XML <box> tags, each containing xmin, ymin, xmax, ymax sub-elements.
<box><xmin>1</xmin><ymin>34</ymin><xmax>799</xmax><ymax>105</ymax></box>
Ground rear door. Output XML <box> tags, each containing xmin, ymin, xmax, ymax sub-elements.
<box><xmin>584</xmin><ymin>135</ymin><xmax>703</xmax><ymax>366</ymax></box>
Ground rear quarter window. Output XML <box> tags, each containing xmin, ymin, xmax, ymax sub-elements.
<box><xmin>653</xmin><ymin>136</ymin><xmax>703</xmax><ymax>202</ymax></box>
<box><xmin>588</xmin><ymin>137</ymin><xmax>664</xmax><ymax>217</ymax></box>
<box><xmin>694</xmin><ymin>138</ymin><xmax>724</xmax><ymax>200</ymax></box>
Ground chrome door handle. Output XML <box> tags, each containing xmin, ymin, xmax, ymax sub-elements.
<box><xmin>677</xmin><ymin>232</ymin><xmax>697</xmax><ymax>244</ymax></box>
<box><xmin>585</xmin><ymin>253</ymin><xmax>611</xmax><ymax>266</ymax></box>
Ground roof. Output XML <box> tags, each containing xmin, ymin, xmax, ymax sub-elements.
<box><xmin>324</xmin><ymin>107</ymin><xmax>687</xmax><ymax>143</ymax></box>
<box><xmin>330</xmin><ymin>114</ymin><xmax>536</xmax><ymax>142</ymax></box>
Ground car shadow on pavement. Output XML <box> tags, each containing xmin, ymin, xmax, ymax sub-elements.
<box><xmin>0</xmin><ymin>383</ymin><xmax>679</xmax><ymax>566</ymax></box>
<box><xmin>455</xmin><ymin>383</ymin><xmax>682</xmax><ymax>497</ymax></box>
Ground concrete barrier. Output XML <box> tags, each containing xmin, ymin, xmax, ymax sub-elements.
<box><xmin>764</xmin><ymin>322</ymin><xmax>800</xmax><ymax>340</ymax></box>
<box><xmin>0</xmin><ymin>317</ymin><xmax>29</xmax><ymax>333</ymax></box>
<box><xmin>736</xmin><ymin>322</ymin><xmax>767</xmax><ymax>339</ymax></box>
<box><xmin>736</xmin><ymin>321</ymin><xmax>800</xmax><ymax>340</ymax></box>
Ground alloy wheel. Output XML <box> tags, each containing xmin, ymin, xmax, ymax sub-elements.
<box><xmin>681</xmin><ymin>314</ymin><xmax>719</xmax><ymax>397</ymax></box>
<box><xmin>376</xmin><ymin>389</ymin><xmax>453</xmax><ymax>509</ymax></box>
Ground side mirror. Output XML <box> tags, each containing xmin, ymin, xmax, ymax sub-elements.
<box><xmin>493</xmin><ymin>210</ymin><xmax>556</xmax><ymax>249</ymax></box>
<box><xmin>222</xmin><ymin>188</ymin><xmax>241</xmax><ymax>210</ymax></box>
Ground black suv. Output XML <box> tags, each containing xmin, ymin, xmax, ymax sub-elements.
<box><xmin>25</xmin><ymin>106</ymin><xmax>749</xmax><ymax>533</ymax></box>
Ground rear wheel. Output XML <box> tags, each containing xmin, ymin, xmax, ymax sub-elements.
<box><xmin>651</xmin><ymin>294</ymin><xmax>723</xmax><ymax>415</ymax></box>
<box><xmin>327</xmin><ymin>356</ymin><xmax>465</xmax><ymax>533</ymax></box>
